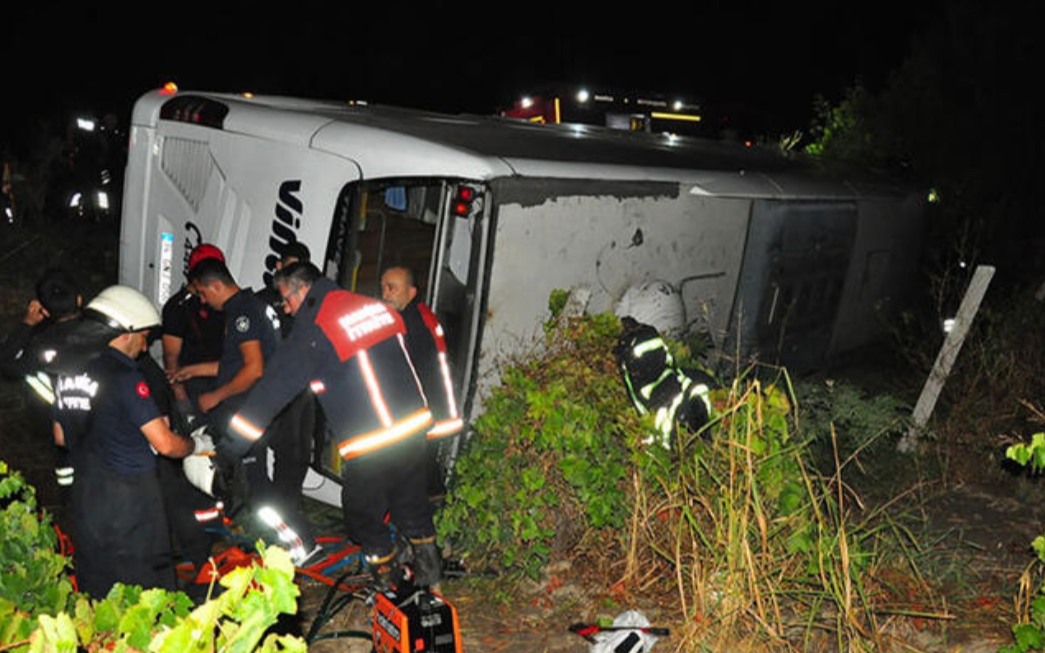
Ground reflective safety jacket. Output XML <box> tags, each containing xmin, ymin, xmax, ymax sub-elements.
<box><xmin>400</xmin><ymin>299</ymin><xmax>463</xmax><ymax>440</ymax></box>
<box><xmin>615</xmin><ymin>318</ymin><xmax>714</xmax><ymax>449</ymax></box>
<box><xmin>228</xmin><ymin>278</ymin><xmax>431</xmax><ymax>460</ymax></box>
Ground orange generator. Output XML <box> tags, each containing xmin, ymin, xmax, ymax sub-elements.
<box><xmin>372</xmin><ymin>588</ymin><xmax>462</xmax><ymax>653</ymax></box>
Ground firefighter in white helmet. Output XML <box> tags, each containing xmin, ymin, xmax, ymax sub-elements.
<box><xmin>52</xmin><ymin>285</ymin><xmax>194</xmax><ymax>598</ymax></box>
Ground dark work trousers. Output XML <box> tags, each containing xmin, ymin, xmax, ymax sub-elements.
<box><xmin>268</xmin><ymin>390</ymin><xmax>317</xmax><ymax>545</ymax></box>
<box><xmin>178</xmin><ymin>376</ymin><xmax>217</xmax><ymax>428</ymax></box>
<box><xmin>241</xmin><ymin>392</ymin><xmax>317</xmax><ymax>548</ymax></box>
<box><xmin>72</xmin><ymin>462</ymin><xmax>176</xmax><ymax>598</ymax></box>
<box><xmin>426</xmin><ymin>437</ymin><xmax>451</xmax><ymax>505</ymax></box>
<box><xmin>157</xmin><ymin>454</ymin><xmax>218</xmax><ymax>570</ymax></box>
<box><xmin>340</xmin><ymin>430</ymin><xmax>433</xmax><ymax>558</ymax></box>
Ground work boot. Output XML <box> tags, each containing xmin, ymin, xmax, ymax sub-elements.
<box><xmin>409</xmin><ymin>537</ymin><xmax>443</xmax><ymax>590</ymax></box>
<box><xmin>364</xmin><ymin>550</ymin><xmax>399</xmax><ymax>593</ymax></box>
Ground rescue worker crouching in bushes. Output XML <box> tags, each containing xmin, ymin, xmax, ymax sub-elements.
<box><xmin>51</xmin><ymin>285</ymin><xmax>195</xmax><ymax>598</ymax></box>
<box><xmin>615</xmin><ymin>316</ymin><xmax>716</xmax><ymax>449</ymax></box>
<box><xmin>221</xmin><ymin>261</ymin><xmax>443</xmax><ymax>591</ymax></box>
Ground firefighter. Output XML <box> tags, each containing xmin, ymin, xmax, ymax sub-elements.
<box><xmin>380</xmin><ymin>265</ymin><xmax>463</xmax><ymax>506</ymax></box>
<box><xmin>0</xmin><ymin>268</ymin><xmax>84</xmax><ymax>496</ymax></box>
<box><xmin>615</xmin><ymin>316</ymin><xmax>715</xmax><ymax>449</ymax></box>
<box><xmin>221</xmin><ymin>261</ymin><xmax>441</xmax><ymax>589</ymax></box>
<box><xmin>253</xmin><ymin>241</ymin><xmax>322</xmax><ymax>564</ymax></box>
<box><xmin>52</xmin><ymin>285</ymin><xmax>194</xmax><ymax>597</ymax></box>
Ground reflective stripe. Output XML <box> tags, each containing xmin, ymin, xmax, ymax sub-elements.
<box><xmin>639</xmin><ymin>368</ymin><xmax>674</xmax><ymax>400</ymax></box>
<box><xmin>357</xmin><ymin>350</ymin><xmax>393</xmax><ymax>427</ymax></box>
<box><xmin>195</xmin><ymin>507</ymin><xmax>222</xmax><ymax>522</ymax></box>
<box><xmin>26</xmin><ymin>372</ymin><xmax>55</xmax><ymax>405</ymax></box>
<box><xmin>339</xmin><ymin>409</ymin><xmax>432</xmax><ymax>459</ymax></box>
<box><xmin>55</xmin><ymin>466</ymin><xmax>74</xmax><ymax>486</ymax></box>
<box><xmin>437</xmin><ymin>352</ymin><xmax>460</xmax><ymax>418</ymax></box>
<box><xmin>230</xmin><ymin>414</ymin><xmax>265</xmax><ymax>441</ymax></box>
<box><xmin>690</xmin><ymin>383</ymin><xmax>712</xmax><ymax>415</ymax></box>
<box><xmin>427</xmin><ymin>417</ymin><xmax>464</xmax><ymax>439</ymax></box>
<box><xmin>631</xmin><ymin>337</ymin><xmax>666</xmax><ymax>357</ymax></box>
<box><xmin>257</xmin><ymin>505</ymin><xmax>307</xmax><ymax>562</ymax></box>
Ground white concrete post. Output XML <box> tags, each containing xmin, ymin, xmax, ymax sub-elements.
<box><xmin>898</xmin><ymin>264</ymin><xmax>996</xmax><ymax>452</ymax></box>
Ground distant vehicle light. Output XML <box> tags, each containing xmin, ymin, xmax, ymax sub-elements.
<box><xmin>576</xmin><ymin>89</ymin><xmax>590</xmax><ymax>103</ymax></box>
<box><xmin>650</xmin><ymin>111</ymin><xmax>701</xmax><ymax>123</ymax></box>
<box><xmin>76</xmin><ymin>118</ymin><xmax>96</xmax><ymax>132</ymax></box>
<box><xmin>520</xmin><ymin>96</ymin><xmax>533</xmax><ymax>109</ymax></box>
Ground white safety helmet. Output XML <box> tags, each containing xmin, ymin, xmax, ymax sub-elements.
<box><xmin>615</xmin><ymin>280</ymin><xmax>686</xmax><ymax>339</ymax></box>
<box><xmin>85</xmin><ymin>285</ymin><xmax>161</xmax><ymax>332</ymax></box>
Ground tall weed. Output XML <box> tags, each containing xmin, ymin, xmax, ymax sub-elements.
<box><xmin>439</xmin><ymin>303</ymin><xmax>934</xmax><ymax>649</ymax></box>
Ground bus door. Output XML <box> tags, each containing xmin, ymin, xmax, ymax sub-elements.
<box><xmin>319</xmin><ymin>178</ymin><xmax>490</xmax><ymax>473</ymax></box>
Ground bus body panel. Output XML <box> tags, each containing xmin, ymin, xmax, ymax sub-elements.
<box><xmin>118</xmin><ymin>89</ymin><xmax>928</xmax><ymax>508</ymax></box>
<box><xmin>477</xmin><ymin>179</ymin><xmax>752</xmax><ymax>402</ymax></box>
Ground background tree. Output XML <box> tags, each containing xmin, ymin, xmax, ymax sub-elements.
<box><xmin>805</xmin><ymin>0</ymin><xmax>1042</xmax><ymax>295</ymax></box>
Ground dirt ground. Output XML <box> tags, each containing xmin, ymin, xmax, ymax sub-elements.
<box><xmin>2</xmin><ymin>219</ymin><xmax>1044</xmax><ymax>652</ymax></box>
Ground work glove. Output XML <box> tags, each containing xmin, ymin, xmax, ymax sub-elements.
<box><xmin>190</xmin><ymin>428</ymin><xmax>216</xmax><ymax>456</ymax></box>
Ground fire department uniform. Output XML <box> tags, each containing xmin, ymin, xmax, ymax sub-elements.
<box><xmin>255</xmin><ymin>283</ymin><xmax>319</xmax><ymax>556</ymax></box>
<box><xmin>54</xmin><ymin>347</ymin><xmax>177</xmax><ymax>597</ymax></box>
<box><xmin>2</xmin><ymin>317</ymin><xmax>92</xmax><ymax>493</ymax></box>
<box><xmin>226</xmin><ymin>277</ymin><xmax>434</xmax><ymax>568</ymax></box>
<box><xmin>615</xmin><ymin>317</ymin><xmax>715</xmax><ymax>448</ymax></box>
<box><xmin>398</xmin><ymin>298</ymin><xmax>463</xmax><ymax>502</ymax></box>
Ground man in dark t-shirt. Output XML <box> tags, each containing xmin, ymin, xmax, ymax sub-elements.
<box><xmin>161</xmin><ymin>243</ymin><xmax>226</xmax><ymax>427</ymax></box>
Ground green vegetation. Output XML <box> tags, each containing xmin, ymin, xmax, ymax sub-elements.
<box><xmin>1004</xmin><ymin>436</ymin><xmax>1045</xmax><ymax>653</ymax></box>
<box><xmin>437</xmin><ymin>296</ymin><xmax>929</xmax><ymax>650</ymax></box>
<box><xmin>0</xmin><ymin>460</ymin><xmax>305</xmax><ymax>653</ymax></box>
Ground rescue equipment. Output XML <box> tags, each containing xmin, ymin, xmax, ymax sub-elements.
<box><xmin>570</xmin><ymin>610</ymin><xmax>669</xmax><ymax>652</ymax></box>
<box><xmin>303</xmin><ymin>540</ymin><xmax>463</xmax><ymax>651</ymax></box>
<box><xmin>372</xmin><ymin>588</ymin><xmax>462</xmax><ymax>653</ymax></box>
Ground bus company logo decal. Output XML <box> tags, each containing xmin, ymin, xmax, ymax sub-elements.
<box><xmin>265</xmin><ymin>180</ymin><xmax>305</xmax><ymax>287</ymax></box>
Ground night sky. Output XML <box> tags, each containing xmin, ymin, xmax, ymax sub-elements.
<box><xmin>3</xmin><ymin>2</ymin><xmax>945</xmax><ymax>147</ymax></box>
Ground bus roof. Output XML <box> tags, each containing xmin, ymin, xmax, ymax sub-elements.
<box><xmin>132</xmin><ymin>89</ymin><xmax>912</xmax><ymax>199</ymax></box>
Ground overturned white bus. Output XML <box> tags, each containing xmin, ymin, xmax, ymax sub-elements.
<box><xmin>119</xmin><ymin>88</ymin><xmax>926</xmax><ymax>506</ymax></box>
